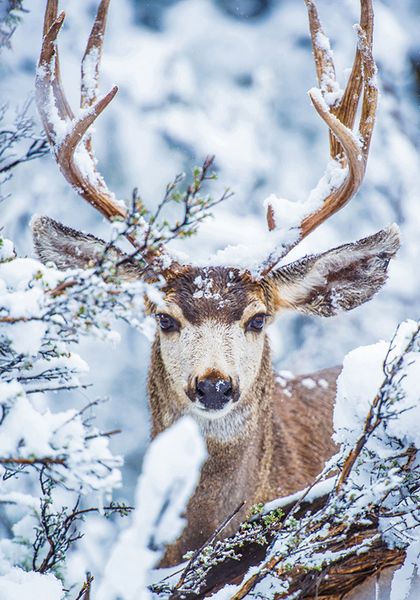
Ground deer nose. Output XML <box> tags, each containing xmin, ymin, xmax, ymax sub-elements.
<box><xmin>194</xmin><ymin>377</ymin><xmax>234</xmax><ymax>410</ymax></box>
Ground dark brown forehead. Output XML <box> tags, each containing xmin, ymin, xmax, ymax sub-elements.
<box><xmin>162</xmin><ymin>267</ymin><xmax>270</xmax><ymax>325</ymax></box>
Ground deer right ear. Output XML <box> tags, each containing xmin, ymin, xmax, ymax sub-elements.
<box><xmin>268</xmin><ymin>225</ymin><xmax>401</xmax><ymax>317</ymax></box>
<box><xmin>31</xmin><ymin>215</ymin><xmax>142</xmax><ymax>281</ymax></box>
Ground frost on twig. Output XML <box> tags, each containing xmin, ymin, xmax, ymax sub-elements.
<box><xmin>152</xmin><ymin>321</ymin><xmax>420</xmax><ymax>600</ymax></box>
<box><xmin>107</xmin><ymin>154</ymin><xmax>232</xmax><ymax>273</ymax></box>
<box><xmin>32</xmin><ymin>470</ymin><xmax>133</xmax><ymax>575</ymax></box>
<box><xmin>0</xmin><ymin>100</ymin><xmax>49</xmax><ymax>202</ymax></box>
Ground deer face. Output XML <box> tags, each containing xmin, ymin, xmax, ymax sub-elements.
<box><xmin>153</xmin><ymin>268</ymin><xmax>274</xmax><ymax>421</ymax></box>
<box><xmin>32</xmin><ymin>216</ymin><xmax>400</xmax><ymax>440</ymax></box>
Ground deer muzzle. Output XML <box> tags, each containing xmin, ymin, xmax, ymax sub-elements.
<box><xmin>188</xmin><ymin>375</ymin><xmax>239</xmax><ymax>411</ymax></box>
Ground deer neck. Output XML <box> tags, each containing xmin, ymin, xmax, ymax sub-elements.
<box><xmin>152</xmin><ymin>335</ymin><xmax>276</xmax><ymax>567</ymax></box>
<box><xmin>147</xmin><ymin>335</ymin><xmax>184</xmax><ymax>440</ymax></box>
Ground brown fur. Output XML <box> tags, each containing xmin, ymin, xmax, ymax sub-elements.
<box><xmin>152</xmin><ymin>324</ymin><xmax>339</xmax><ymax>567</ymax></box>
<box><xmin>162</xmin><ymin>267</ymin><xmax>266</xmax><ymax>325</ymax></box>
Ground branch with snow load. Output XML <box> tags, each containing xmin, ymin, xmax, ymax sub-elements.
<box><xmin>153</xmin><ymin>321</ymin><xmax>420</xmax><ymax>600</ymax></box>
<box><xmin>0</xmin><ymin>237</ymin><xmax>145</xmax><ymax>595</ymax></box>
<box><xmin>0</xmin><ymin>237</ymin><xmax>156</xmax><ymax>490</ymax></box>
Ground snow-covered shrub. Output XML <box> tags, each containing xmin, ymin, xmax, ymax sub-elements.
<box><xmin>0</xmin><ymin>150</ymin><xmax>224</xmax><ymax>597</ymax></box>
<box><xmin>96</xmin><ymin>416</ymin><xmax>206</xmax><ymax>600</ymax></box>
<box><xmin>0</xmin><ymin>235</ymin><xmax>152</xmax><ymax>598</ymax></box>
<box><xmin>0</xmin><ymin>231</ymin><xmax>209</xmax><ymax>599</ymax></box>
<box><xmin>154</xmin><ymin>320</ymin><xmax>420</xmax><ymax>599</ymax></box>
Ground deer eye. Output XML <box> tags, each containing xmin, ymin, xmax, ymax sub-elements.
<box><xmin>246</xmin><ymin>313</ymin><xmax>266</xmax><ymax>332</ymax></box>
<box><xmin>157</xmin><ymin>314</ymin><xmax>179</xmax><ymax>332</ymax></box>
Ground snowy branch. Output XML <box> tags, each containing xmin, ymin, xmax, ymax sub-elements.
<box><xmin>153</xmin><ymin>321</ymin><xmax>420</xmax><ymax>599</ymax></box>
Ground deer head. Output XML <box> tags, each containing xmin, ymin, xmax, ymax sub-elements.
<box><xmin>33</xmin><ymin>0</ymin><xmax>400</xmax><ymax>443</ymax></box>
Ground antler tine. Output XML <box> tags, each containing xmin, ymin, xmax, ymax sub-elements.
<box><xmin>262</xmin><ymin>0</ymin><xmax>377</xmax><ymax>276</ymax></box>
<box><xmin>42</xmin><ymin>0</ymin><xmax>74</xmax><ymax>123</ymax></box>
<box><xmin>357</xmin><ymin>21</ymin><xmax>377</xmax><ymax>160</ymax></box>
<box><xmin>81</xmin><ymin>0</ymin><xmax>111</xmax><ymax>158</ymax></box>
<box><xmin>81</xmin><ymin>0</ymin><xmax>110</xmax><ymax>110</ymax></box>
<box><xmin>36</xmin><ymin>0</ymin><xmax>127</xmax><ymax>224</ymax></box>
<box><xmin>334</xmin><ymin>0</ymin><xmax>374</xmax><ymax>160</ymax></box>
<box><xmin>305</xmin><ymin>0</ymin><xmax>373</xmax><ymax>164</ymax></box>
<box><xmin>36</xmin><ymin>11</ymin><xmax>73</xmax><ymax>140</ymax></box>
<box><xmin>305</xmin><ymin>0</ymin><xmax>341</xmax><ymax>162</ymax></box>
<box><xmin>43</xmin><ymin>0</ymin><xmax>57</xmax><ymax>38</ymax></box>
<box><xmin>300</xmin><ymin>0</ymin><xmax>377</xmax><ymax>238</ymax></box>
<box><xmin>55</xmin><ymin>86</ymin><xmax>125</xmax><ymax>223</ymax></box>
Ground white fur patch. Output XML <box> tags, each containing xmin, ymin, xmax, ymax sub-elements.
<box><xmin>157</xmin><ymin>304</ymin><xmax>268</xmax><ymax>441</ymax></box>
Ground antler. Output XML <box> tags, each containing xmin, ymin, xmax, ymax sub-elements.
<box><xmin>35</xmin><ymin>0</ymin><xmax>172</xmax><ymax>272</ymax></box>
<box><xmin>36</xmin><ymin>0</ymin><xmax>377</xmax><ymax>278</ymax></box>
<box><xmin>262</xmin><ymin>0</ymin><xmax>377</xmax><ymax>276</ymax></box>
<box><xmin>36</xmin><ymin>0</ymin><xmax>124</xmax><ymax>222</ymax></box>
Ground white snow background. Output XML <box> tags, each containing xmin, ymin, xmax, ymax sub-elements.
<box><xmin>0</xmin><ymin>0</ymin><xmax>420</xmax><ymax>597</ymax></box>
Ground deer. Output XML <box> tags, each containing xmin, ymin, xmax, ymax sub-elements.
<box><xmin>32</xmin><ymin>0</ymin><xmax>400</xmax><ymax>568</ymax></box>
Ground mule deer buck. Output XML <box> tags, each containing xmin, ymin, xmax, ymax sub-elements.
<box><xmin>33</xmin><ymin>0</ymin><xmax>400</xmax><ymax>567</ymax></box>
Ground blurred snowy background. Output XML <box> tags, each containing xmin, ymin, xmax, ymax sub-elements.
<box><xmin>0</xmin><ymin>0</ymin><xmax>419</xmax><ymax>591</ymax></box>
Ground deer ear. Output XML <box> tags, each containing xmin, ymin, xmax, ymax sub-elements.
<box><xmin>268</xmin><ymin>225</ymin><xmax>401</xmax><ymax>317</ymax></box>
<box><xmin>31</xmin><ymin>215</ymin><xmax>142</xmax><ymax>281</ymax></box>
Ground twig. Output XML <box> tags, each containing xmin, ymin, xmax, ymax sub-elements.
<box><xmin>0</xmin><ymin>457</ymin><xmax>66</xmax><ymax>466</ymax></box>
<box><xmin>175</xmin><ymin>500</ymin><xmax>246</xmax><ymax>590</ymax></box>
<box><xmin>336</xmin><ymin>323</ymin><xmax>420</xmax><ymax>492</ymax></box>
<box><xmin>0</xmin><ymin>316</ymin><xmax>26</xmax><ymax>323</ymax></box>
<box><xmin>85</xmin><ymin>428</ymin><xmax>121</xmax><ymax>440</ymax></box>
<box><xmin>54</xmin><ymin>398</ymin><xmax>108</xmax><ymax>433</ymax></box>
<box><xmin>75</xmin><ymin>573</ymin><xmax>94</xmax><ymax>600</ymax></box>
<box><xmin>25</xmin><ymin>383</ymin><xmax>92</xmax><ymax>394</ymax></box>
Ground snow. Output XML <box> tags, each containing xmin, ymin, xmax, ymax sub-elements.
<box><xmin>0</xmin><ymin>569</ymin><xmax>64</xmax><ymax>600</ymax></box>
<box><xmin>184</xmin><ymin>155</ymin><xmax>348</xmax><ymax>274</ymax></box>
<box><xmin>312</xmin><ymin>28</ymin><xmax>345</xmax><ymax>108</ymax></box>
<box><xmin>0</xmin><ymin>240</ymin><xmax>137</xmax><ymax>598</ymax></box>
<box><xmin>278</xmin><ymin>370</ymin><xmax>295</xmax><ymax>380</ymax></box>
<box><xmin>301</xmin><ymin>377</ymin><xmax>316</xmax><ymax>389</ymax></box>
<box><xmin>0</xmin><ymin>239</ymin><xmax>14</xmax><ymax>260</ymax></box>
<box><xmin>334</xmin><ymin>319</ymin><xmax>420</xmax><ymax>450</ymax></box>
<box><xmin>333</xmin><ymin>321</ymin><xmax>420</xmax><ymax>598</ymax></box>
<box><xmin>1</xmin><ymin>0</ymin><xmax>420</xmax><ymax>597</ymax></box>
<box><xmin>81</xmin><ymin>46</ymin><xmax>100</xmax><ymax>105</ymax></box>
<box><xmin>390</xmin><ymin>541</ymin><xmax>420</xmax><ymax>600</ymax></box>
<box><xmin>333</xmin><ymin>340</ymin><xmax>389</xmax><ymax>446</ymax></box>
<box><xmin>95</xmin><ymin>416</ymin><xmax>206</xmax><ymax>600</ymax></box>
<box><xmin>262</xmin><ymin>476</ymin><xmax>335</xmax><ymax>516</ymax></box>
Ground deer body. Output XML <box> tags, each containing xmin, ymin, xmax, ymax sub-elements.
<box><xmin>141</xmin><ymin>261</ymin><xmax>383</xmax><ymax>566</ymax></box>
<box><xmin>152</xmin><ymin>347</ymin><xmax>340</xmax><ymax>567</ymax></box>
<box><xmin>33</xmin><ymin>0</ymin><xmax>401</xmax><ymax>574</ymax></box>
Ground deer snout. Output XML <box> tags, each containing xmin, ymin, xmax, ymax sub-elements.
<box><xmin>189</xmin><ymin>375</ymin><xmax>239</xmax><ymax>410</ymax></box>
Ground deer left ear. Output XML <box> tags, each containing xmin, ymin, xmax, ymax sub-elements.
<box><xmin>31</xmin><ymin>215</ymin><xmax>143</xmax><ymax>282</ymax></box>
<box><xmin>268</xmin><ymin>225</ymin><xmax>401</xmax><ymax>317</ymax></box>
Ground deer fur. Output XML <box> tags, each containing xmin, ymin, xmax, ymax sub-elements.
<box><xmin>32</xmin><ymin>215</ymin><xmax>400</xmax><ymax>566</ymax></box>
